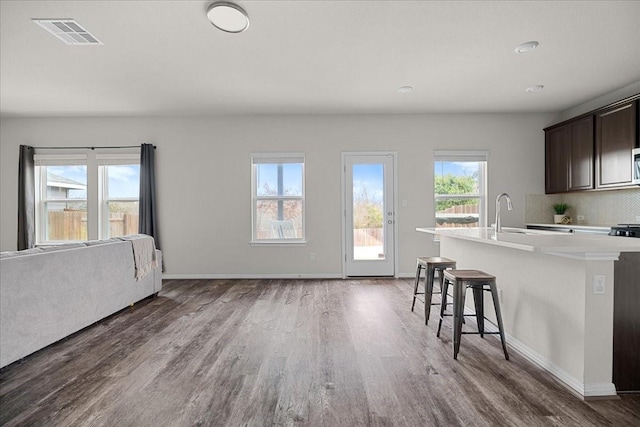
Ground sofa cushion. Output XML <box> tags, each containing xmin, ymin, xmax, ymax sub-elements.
<box><xmin>0</xmin><ymin>248</ymin><xmax>44</xmax><ymax>258</ymax></box>
<box><xmin>85</xmin><ymin>238</ymin><xmax>121</xmax><ymax>246</ymax></box>
<box><xmin>38</xmin><ymin>243</ymin><xmax>87</xmax><ymax>252</ymax></box>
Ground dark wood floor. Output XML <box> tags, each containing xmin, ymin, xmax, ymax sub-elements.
<box><xmin>1</xmin><ymin>279</ymin><xmax>638</xmax><ymax>426</ymax></box>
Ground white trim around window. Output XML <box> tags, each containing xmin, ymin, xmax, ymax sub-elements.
<box><xmin>35</xmin><ymin>154</ymin><xmax>88</xmax><ymax>244</ymax></box>
<box><xmin>97</xmin><ymin>154</ymin><xmax>140</xmax><ymax>240</ymax></box>
<box><xmin>433</xmin><ymin>150</ymin><xmax>489</xmax><ymax>240</ymax></box>
<box><xmin>250</xmin><ymin>152</ymin><xmax>306</xmax><ymax>244</ymax></box>
<box><xmin>34</xmin><ymin>151</ymin><xmax>140</xmax><ymax>244</ymax></box>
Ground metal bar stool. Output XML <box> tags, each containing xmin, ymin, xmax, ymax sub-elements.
<box><xmin>436</xmin><ymin>269</ymin><xmax>509</xmax><ymax>360</ymax></box>
<box><xmin>412</xmin><ymin>257</ymin><xmax>456</xmax><ymax>324</ymax></box>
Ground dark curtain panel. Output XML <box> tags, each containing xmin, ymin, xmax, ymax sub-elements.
<box><xmin>138</xmin><ymin>143</ymin><xmax>160</xmax><ymax>250</ymax></box>
<box><xmin>18</xmin><ymin>145</ymin><xmax>35</xmax><ymax>250</ymax></box>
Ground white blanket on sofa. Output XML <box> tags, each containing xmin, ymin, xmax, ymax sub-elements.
<box><xmin>118</xmin><ymin>235</ymin><xmax>158</xmax><ymax>280</ymax></box>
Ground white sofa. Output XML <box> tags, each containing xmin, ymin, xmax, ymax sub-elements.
<box><xmin>0</xmin><ymin>237</ymin><xmax>162</xmax><ymax>368</ymax></box>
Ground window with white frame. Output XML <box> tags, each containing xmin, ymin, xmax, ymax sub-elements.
<box><xmin>251</xmin><ymin>153</ymin><xmax>305</xmax><ymax>243</ymax></box>
<box><xmin>35</xmin><ymin>151</ymin><xmax>140</xmax><ymax>244</ymax></box>
<box><xmin>98</xmin><ymin>155</ymin><xmax>140</xmax><ymax>239</ymax></box>
<box><xmin>434</xmin><ymin>151</ymin><xmax>488</xmax><ymax>231</ymax></box>
<box><xmin>36</xmin><ymin>155</ymin><xmax>88</xmax><ymax>243</ymax></box>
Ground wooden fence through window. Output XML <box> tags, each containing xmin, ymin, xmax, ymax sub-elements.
<box><xmin>436</xmin><ymin>203</ymin><xmax>479</xmax><ymax>228</ymax></box>
<box><xmin>353</xmin><ymin>228</ymin><xmax>383</xmax><ymax>247</ymax></box>
<box><xmin>47</xmin><ymin>210</ymin><xmax>138</xmax><ymax>240</ymax></box>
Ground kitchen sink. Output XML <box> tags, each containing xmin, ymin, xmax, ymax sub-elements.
<box><xmin>498</xmin><ymin>227</ymin><xmax>567</xmax><ymax>236</ymax></box>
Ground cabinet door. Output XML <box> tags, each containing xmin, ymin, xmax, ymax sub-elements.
<box><xmin>569</xmin><ymin>116</ymin><xmax>594</xmax><ymax>190</ymax></box>
<box><xmin>613</xmin><ymin>252</ymin><xmax>640</xmax><ymax>392</ymax></box>
<box><xmin>545</xmin><ymin>126</ymin><xmax>569</xmax><ymax>193</ymax></box>
<box><xmin>596</xmin><ymin>101</ymin><xmax>637</xmax><ymax>188</ymax></box>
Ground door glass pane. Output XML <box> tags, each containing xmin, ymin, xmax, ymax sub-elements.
<box><xmin>45</xmin><ymin>201</ymin><xmax>87</xmax><ymax>241</ymax></box>
<box><xmin>352</xmin><ymin>164</ymin><xmax>385</xmax><ymax>260</ymax></box>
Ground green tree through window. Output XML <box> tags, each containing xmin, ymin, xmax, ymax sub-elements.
<box><xmin>434</xmin><ymin>153</ymin><xmax>487</xmax><ymax>229</ymax></box>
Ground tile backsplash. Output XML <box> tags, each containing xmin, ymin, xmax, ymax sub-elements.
<box><xmin>525</xmin><ymin>188</ymin><xmax>640</xmax><ymax>226</ymax></box>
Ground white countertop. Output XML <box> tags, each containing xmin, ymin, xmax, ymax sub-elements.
<box><xmin>416</xmin><ymin>227</ymin><xmax>640</xmax><ymax>261</ymax></box>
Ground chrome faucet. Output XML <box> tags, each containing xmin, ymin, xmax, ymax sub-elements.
<box><xmin>495</xmin><ymin>193</ymin><xmax>513</xmax><ymax>233</ymax></box>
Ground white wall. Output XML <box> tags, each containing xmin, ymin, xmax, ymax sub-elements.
<box><xmin>559</xmin><ymin>80</ymin><xmax>640</xmax><ymax>122</ymax></box>
<box><xmin>0</xmin><ymin>113</ymin><xmax>554</xmax><ymax>276</ymax></box>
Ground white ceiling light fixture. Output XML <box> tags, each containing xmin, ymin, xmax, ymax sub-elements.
<box><xmin>526</xmin><ymin>85</ymin><xmax>544</xmax><ymax>93</ymax></box>
<box><xmin>515</xmin><ymin>41</ymin><xmax>539</xmax><ymax>53</ymax></box>
<box><xmin>398</xmin><ymin>86</ymin><xmax>413</xmax><ymax>93</ymax></box>
<box><xmin>207</xmin><ymin>2</ymin><xmax>249</xmax><ymax>33</ymax></box>
<box><xmin>32</xmin><ymin>19</ymin><xmax>102</xmax><ymax>45</ymax></box>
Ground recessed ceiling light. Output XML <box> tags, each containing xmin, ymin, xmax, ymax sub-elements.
<box><xmin>32</xmin><ymin>19</ymin><xmax>102</xmax><ymax>45</ymax></box>
<box><xmin>398</xmin><ymin>86</ymin><xmax>413</xmax><ymax>93</ymax></box>
<box><xmin>526</xmin><ymin>85</ymin><xmax>544</xmax><ymax>93</ymax></box>
<box><xmin>207</xmin><ymin>2</ymin><xmax>249</xmax><ymax>33</ymax></box>
<box><xmin>515</xmin><ymin>41</ymin><xmax>539</xmax><ymax>53</ymax></box>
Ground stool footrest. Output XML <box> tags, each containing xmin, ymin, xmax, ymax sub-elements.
<box><xmin>460</xmin><ymin>331</ymin><xmax>502</xmax><ymax>335</ymax></box>
<box><xmin>439</xmin><ymin>312</ymin><xmax>475</xmax><ymax>317</ymax></box>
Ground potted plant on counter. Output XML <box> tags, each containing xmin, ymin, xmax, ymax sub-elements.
<box><xmin>553</xmin><ymin>203</ymin><xmax>571</xmax><ymax>224</ymax></box>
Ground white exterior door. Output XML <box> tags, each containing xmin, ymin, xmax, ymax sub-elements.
<box><xmin>343</xmin><ymin>153</ymin><xmax>396</xmax><ymax>277</ymax></box>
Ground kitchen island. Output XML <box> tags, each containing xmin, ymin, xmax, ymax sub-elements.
<box><xmin>416</xmin><ymin>227</ymin><xmax>640</xmax><ymax>398</ymax></box>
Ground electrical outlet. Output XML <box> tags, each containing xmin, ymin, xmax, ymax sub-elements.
<box><xmin>402</xmin><ymin>199</ymin><xmax>408</xmax><ymax>207</ymax></box>
<box><xmin>577</xmin><ymin>215</ymin><xmax>585</xmax><ymax>221</ymax></box>
<box><xmin>636</xmin><ymin>215</ymin><xmax>640</xmax><ymax>222</ymax></box>
<box><xmin>593</xmin><ymin>275</ymin><xmax>605</xmax><ymax>295</ymax></box>
<box><xmin>497</xmin><ymin>288</ymin><xmax>503</xmax><ymax>304</ymax></box>
<box><xmin>309</xmin><ymin>253</ymin><xmax>315</xmax><ymax>261</ymax></box>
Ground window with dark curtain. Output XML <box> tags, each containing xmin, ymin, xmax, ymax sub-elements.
<box><xmin>138</xmin><ymin>143</ymin><xmax>160</xmax><ymax>250</ymax></box>
<box><xmin>17</xmin><ymin>145</ymin><xmax>35</xmax><ymax>250</ymax></box>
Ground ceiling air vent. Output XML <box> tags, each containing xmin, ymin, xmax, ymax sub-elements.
<box><xmin>32</xmin><ymin>19</ymin><xmax>102</xmax><ymax>45</ymax></box>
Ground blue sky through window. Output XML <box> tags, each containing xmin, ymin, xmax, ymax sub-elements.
<box><xmin>47</xmin><ymin>164</ymin><xmax>140</xmax><ymax>198</ymax></box>
<box><xmin>256</xmin><ymin>163</ymin><xmax>302</xmax><ymax>196</ymax></box>
<box><xmin>48</xmin><ymin>165</ymin><xmax>86</xmax><ymax>185</ymax></box>
<box><xmin>353</xmin><ymin>164</ymin><xmax>383</xmax><ymax>203</ymax></box>
<box><xmin>434</xmin><ymin>161</ymin><xmax>479</xmax><ymax>178</ymax></box>
<box><xmin>107</xmin><ymin>165</ymin><xmax>140</xmax><ymax>198</ymax></box>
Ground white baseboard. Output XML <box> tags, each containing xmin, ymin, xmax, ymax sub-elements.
<box><xmin>397</xmin><ymin>272</ymin><xmax>416</xmax><ymax>279</ymax></box>
<box><xmin>162</xmin><ymin>273</ymin><xmax>343</xmax><ymax>280</ymax></box>
<box><xmin>164</xmin><ymin>273</ymin><xmax>419</xmax><ymax>280</ymax></box>
<box><xmin>467</xmin><ymin>308</ymin><xmax>617</xmax><ymax>398</ymax></box>
<box><xmin>583</xmin><ymin>383</ymin><xmax>618</xmax><ymax>398</ymax></box>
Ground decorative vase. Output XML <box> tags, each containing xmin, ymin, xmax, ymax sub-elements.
<box><xmin>554</xmin><ymin>214</ymin><xmax>565</xmax><ymax>224</ymax></box>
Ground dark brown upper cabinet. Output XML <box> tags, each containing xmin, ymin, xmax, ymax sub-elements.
<box><xmin>568</xmin><ymin>116</ymin><xmax>594</xmax><ymax>190</ymax></box>
<box><xmin>596</xmin><ymin>100</ymin><xmax>637</xmax><ymax>189</ymax></box>
<box><xmin>544</xmin><ymin>95</ymin><xmax>639</xmax><ymax>194</ymax></box>
<box><xmin>545</xmin><ymin>125</ymin><xmax>569</xmax><ymax>193</ymax></box>
<box><xmin>545</xmin><ymin>115</ymin><xmax>594</xmax><ymax>194</ymax></box>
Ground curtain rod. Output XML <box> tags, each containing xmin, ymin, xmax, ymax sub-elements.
<box><xmin>27</xmin><ymin>145</ymin><xmax>156</xmax><ymax>150</ymax></box>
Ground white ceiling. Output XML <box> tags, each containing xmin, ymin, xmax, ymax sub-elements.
<box><xmin>1</xmin><ymin>0</ymin><xmax>639</xmax><ymax>117</ymax></box>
